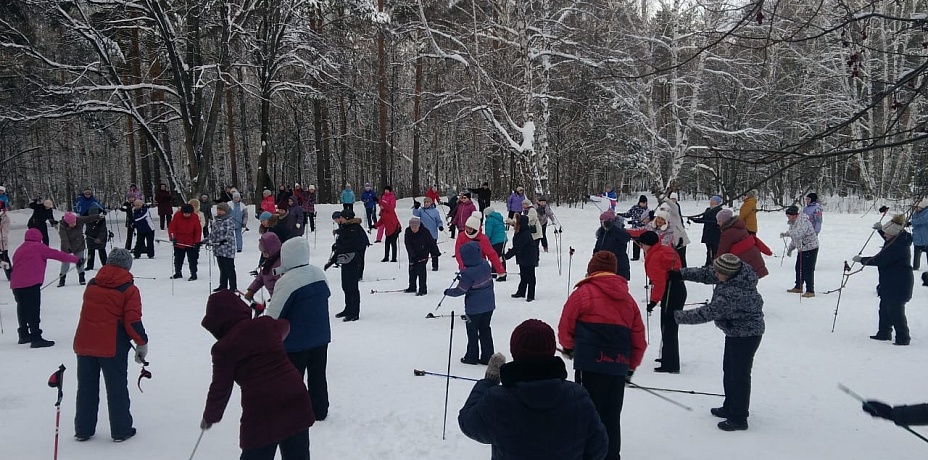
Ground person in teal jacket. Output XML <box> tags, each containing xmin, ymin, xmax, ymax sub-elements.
<box><xmin>484</xmin><ymin>207</ymin><xmax>509</xmax><ymax>280</ymax></box>
<box><xmin>340</xmin><ymin>184</ymin><xmax>355</xmax><ymax>212</ymax></box>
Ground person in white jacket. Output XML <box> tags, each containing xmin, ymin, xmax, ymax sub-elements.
<box><xmin>781</xmin><ymin>205</ymin><xmax>819</xmax><ymax>298</ymax></box>
<box><xmin>663</xmin><ymin>192</ymin><xmax>690</xmax><ymax>267</ymax></box>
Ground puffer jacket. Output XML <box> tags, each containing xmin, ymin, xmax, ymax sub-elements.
<box><xmin>505</xmin><ymin>215</ymin><xmax>539</xmax><ymax>268</ymax></box>
<box><xmin>266</xmin><ymin>238</ymin><xmax>331</xmax><ymax>352</ymax></box>
<box><xmin>717</xmin><ymin>217</ymin><xmax>768</xmax><ymax>278</ymax></box>
<box><xmin>405</xmin><ymin>226</ymin><xmax>438</xmax><ymax>264</ymax></box>
<box><xmin>155</xmin><ymin>189</ymin><xmax>173</xmax><ymax>216</ymax></box>
<box><xmin>786</xmin><ymin>216</ymin><xmax>819</xmax><ymax>252</ymax></box>
<box><xmin>60</xmin><ymin>215</ymin><xmax>103</xmax><ymax>254</ymax></box>
<box><xmin>738</xmin><ymin>196</ymin><xmax>758</xmax><ymax>233</ymax></box>
<box><xmin>413</xmin><ymin>204</ymin><xmax>443</xmax><ymax>240</ymax></box>
<box><xmin>168</xmin><ymin>210</ymin><xmax>203</xmax><ymax>248</ymax></box>
<box><xmin>643</xmin><ymin>243</ymin><xmax>683</xmax><ymax>304</ymax></box>
<box><xmin>623</xmin><ymin>204</ymin><xmax>649</xmax><ymax>229</ymax></box>
<box><xmin>207</xmin><ymin>213</ymin><xmax>237</xmax><ymax>258</ymax></box>
<box><xmin>665</xmin><ymin>201</ymin><xmax>690</xmax><ymax>247</ymax></box>
<box><xmin>84</xmin><ymin>212</ymin><xmax>109</xmax><ymax>250</ymax></box>
<box><xmin>507</xmin><ymin>192</ymin><xmax>524</xmax><ymax>214</ymax></box>
<box><xmin>594</xmin><ymin>220</ymin><xmax>631</xmax><ymax>281</ymax></box>
<box><xmin>201</xmin><ymin>290</ymin><xmax>314</xmax><ymax>449</ymax></box>
<box><xmin>455</xmin><ymin>231</ymin><xmax>505</xmax><ymax>274</ymax></box>
<box><xmin>11</xmin><ymin>228</ymin><xmax>79</xmax><ymax>289</ymax></box>
<box><xmin>131</xmin><ymin>206</ymin><xmax>155</xmax><ymax>234</ymax></box>
<box><xmin>444</xmin><ymin>242</ymin><xmax>496</xmax><ymax>316</ymax></box>
<box><xmin>484</xmin><ymin>211</ymin><xmax>508</xmax><ymax>246</ymax></box>
<box><xmin>458</xmin><ymin>356</ymin><xmax>608</xmax><ymax>460</ymax></box>
<box><xmin>536</xmin><ymin>203</ymin><xmax>557</xmax><ymax>226</ymax></box>
<box><xmin>248</xmin><ymin>232</ymin><xmax>282</xmax><ymax>296</ymax></box>
<box><xmin>261</xmin><ymin>195</ymin><xmax>277</xmax><ymax>214</ymax></box>
<box><xmin>860</xmin><ymin>230</ymin><xmax>914</xmax><ymax>304</ymax></box>
<box><xmin>303</xmin><ymin>191</ymin><xmax>317</xmax><ymax>215</ymax></box>
<box><xmin>675</xmin><ymin>264</ymin><xmax>765</xmax><ymax>337</ymax></box>
<box><xmin>558</xmin><ymin>272</ymin><xmax>646</xmax><ymax>376</ymax></box>
<box><xmin>73</xmin><ymin>264</ymin><xmax>148</xmax><ymax>357</ymax></box>
<box><xmin>803</xmin><ymin>202</ymin><xmax>823</xmax><ymax>234</ymax></box>
<box><xmin>911</xmin><ymin>207</ymin><xmax>928</xmax><ymax>247</ymax></box>
<box><xmin>453</xmin><ymin>199</ymin><xmax>477</xmax><ymax>231</ymax></box>
<box><xmin>690</xmin><ymin>205</ymin><xmax>722</xmax><ymax>245</ymax></box>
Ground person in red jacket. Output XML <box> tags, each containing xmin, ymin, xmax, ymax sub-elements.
<box><xmin>454</xmin><ymin>213</ymin><xmax>506</xmax><ymax>276</ymax></box>
<box><xmin>426</xmin><ymin>185</ymin><xmax>441</xmax><ymax>206</ymax></box>
<box><xmin>637</xmin><ymin>230</ymin><xmax>687</xmax><ymax>373</ymax></box>
<box><xmin>200</xmin><ymin>290</ymin><xmax>315</xmax><ymax>459</ymax></box>
<box><xmin>373</xmin><ymin>185</ymin><xmax>401</xmax><ymax>261</ymax></box>
<box><xmin>168</xmin><ymin>203</ymin><xmax>202</xmax><ymax>280</ymax></box>
<box><xmin>558</xmin><ymin>251</ymin><xmax>646</xmax><ymax>460</ymax></box>
<box><xmin>716</xmin><ymin>209</ymin><xmax>769</xmax><ymax>278</ymax></box>
<box><xmin>73</xmin><ymin>248</ymin><xmax>148</xmax><ymax>442</ymax></box>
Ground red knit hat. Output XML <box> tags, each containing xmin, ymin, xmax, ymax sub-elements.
<box><xmin>587</xmin><ymin>251</ymin><xmax>617</xmax><ymax>275</ymax></box>
<box><xmin>510</xmin><ymin>319</ymin><xmax>556</xmax><ymax>361</ymax></box>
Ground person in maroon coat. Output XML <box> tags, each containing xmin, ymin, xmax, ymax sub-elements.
<box><xmin>200</xmin><ymin>290</ymin><xmax>314</xmax><ymax>460</ymax></box>
<box><xmin>154</xmin><ymin>183</ymin><xmax>174</xmax><ymax>230</ymax></box>
<box><xmin>716</xmin><ymin>209</ymin><xmax>769</xmax><ymax>278</ymax></box>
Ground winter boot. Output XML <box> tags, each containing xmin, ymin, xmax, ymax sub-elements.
<box><xmin>801</xmin><ymin>292</ymin><xmax>815</xmax><ymax>298</ymax></box>
<box><xmin>786</xmin><ymin>287</ymin><xmax>802</xmax><ymax>293</ymax></box>
<box><xmin>710</xmin><ymin>407</ymin><xmax>729</xmax><ymax>419</ymax></box>
<box><xmin>188</xmin><ymin>273</ymin><xmax>198</xmax><ymax>281</ymax></box>
<box><xmin>869</xmin><ymin>333</ymin><xmax>891</xmax><ymax>341</ymax></box>
<box><xmin>404</xmin><ymin>287</ymin><xmax>417</xmax><ymax>293</ymax></box>
<box><xmin>113</xmin><ymin>428</ymin><xmax>137</xmax><ymax>443</ymax></box>
<box><xmin>717</xmin><ymin>419</ymin><xmax>748</xmax><ymax>431</ymax></box>
<box><xmin>171</xmin><ymin>273</ymin><xmax>183</xmax><ymax>279</ymax></box>
<box><xmin>30</xmin><ymin>336</ymin><xmax>55</xmax><ymax>348</ymax></box>
<box><xmin>78</xmin><ymin>272</ymin><xmax>86</xmax><ymax>285</ymax></box>
<box><xmin>57</xmin><ymin>275</ymin><xmax>66</xmax><ymax>288</ymax></box>
<box><xmin>17</xmin><ymin>327</ymin><xmax>31</xmax><ymax>345</ymax></box>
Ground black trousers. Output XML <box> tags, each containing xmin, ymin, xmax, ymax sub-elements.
<box><xmin>722</xmin><ymin>335</ymin><xmax>762</xmax><ymax>423</ymax></box>
<box><xmin>202</xmin><ymin>221</ymin><xmax>210</xmax><ymax>239</ymax></box>
<box><xmin>13</xmin><ymin>284</ymin><xmax>42</xmax><ymax>339</ymax></box>
<box><xmin>914</xmin><ymin>245</ymin><xmax>927</xmax><ymax>270</ymax></box>
<box><xmin>133</xmin><ymin>231</ymin><xmax>154</xmax><ymax>258</ymax></box>
<box><xmin>287</xmin><ymin>345</ymin><xmax>329</xmax><ymax>421</ymax></box>
<box><xmin>431</xmin><ymin>239</ymin><xmax>441</xmax><ymax>270</ymax></box>
<box><xmin>658</xmin><ymin>279</ymin><xmax>687</xmax><ymax>370</ymax></box>
<box><xmin>124</xmin><ymin>223</ymin><xmax>134</xmax><ymax>250</ymax></box>
<box><xmin>704</xmin><ymin>242</ymin><xmax>718</xmax><ymax>266</ymax></box>
<box><xmin>85</xmin><ymin>245</ymin><xmax>107</xmax><ymax>270</ymax></box>
<box><xmin>75</xmin><ymin>353</ymin><xmax>134</xmax><ymax>440</ymax></box>
<box><xmin>464</xmin><ymin>310</ymin><xmax>494</xmax><ymax>363</ymax></box>
<box><xmin>365</xmin><ymin>207</ymin><xmax>376</xmax><ymax>229</ymax></box>
<box><xmin>877</xmin><ymin>299</ymin><xmax>910</xmax><ymax>341</ymax></box>
<box><xmin>174</xmin><ymin>246</ymin><xmax>200</xmax><ymax>276</ymax></box>
<box><xmin>159</xmin><ymin>213</ymin><xmax>172</xmax><ymax>230</ymax></box>
<box><xmin>342</xmin><ymin>203</ymin><xmax>353</xmax><ymax>212</ymax></box>
<box><xmin>240</xmin><ymin>428</ymin><xmax>310</xmax><ymax>460</ymax></box>
<box><xmin>675</xmin><ymin>245</ymin><xmax>687</xmax><ymax>268</ymax></box>
<box><xmin>408</xmin><ymin>261</ymin><xmax>427</xmax><ymax>293</ymax></box>
<box><xmin>308</xmin><ymin>212</ymin><xmax>316</xmax><ymax>232</ymax></box>
<box><xmin>30</xmin><ymin>223</ymin><xmax>50</xmax><ymax>246</ymax></box>
<box><xmin>632</xmin><ymin>240</ymin><xmax>641</xmax><ymax>260</ymax></box>
<box><xmin>577</xmin><ymin>370</ymin><xmax>625</xmax><ymax>460</ymax></box>
<box><xmin>384</xmin><ymin>232</ymin><xmax>399</xmax><ymax>261</ymax></box>
<box><xmin>217</xmin><ymin>256</ymin><xmax>237</xmax><ymax>290</ymax></box>
<box><xmin>794</xmin><ymin>248</ymin><xmax>818</xmax><ymax>293</ymax></box>
<box><xmin>540</xmin><ymin>223</ymin><xmax>549</xmax><ymax>250</ymax></box>
<box><xmin>341</xmin><ymin>261</ymin><xmax>361</xmax><ymax>318</ymax></box>
<box><xmin>516</xmin><ymin>263</ymin><xmax>536</xmax><ymax>299</ymax></box>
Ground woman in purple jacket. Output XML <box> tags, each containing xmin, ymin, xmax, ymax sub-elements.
<box><xmin>243</xmin><ymin>233</ymin><xmax>283</xmax><ymax>311</ymax></box>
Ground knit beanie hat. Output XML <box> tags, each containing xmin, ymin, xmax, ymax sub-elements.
<box><xmin>716</xmin><ymin>208</ymin><xmax>733</xmax><ymax>223</ymax></box>
<box><xmin>341</xmin><ymin>210</ymin><xmax>355</xmax><ymax>220</ymax></box>
<box><xmin>669</xmin><ymin>192</ymin><xmax>679</xmax><ymax>200</ymax></box>
<box><xmin>409</xmin><ymin>216</ymin><xmax>421</xmax><ymax>226</ymax></box>
<box><xmin>710</xmin><ymin>195</ymin><xmax>723</xmax><ymax>205</ymax></box>
<box><xmin>785</xmin><ymin>205</ymin><xmax>800</xmax><ymax>215</ymax></box>
<box><xmin>106</xmin><ymin>248</ymin><xmax>133</xmax><ymax>271</ymax></box>
<box><xmin>63</xmin><ymin>212</ymin><xmax>77</xmax><ymax>226</ymax></box>
<box><xmin>638</xmin><ymin>195</ymin><xmax>648</xmax><ymax>204</ymax></box>
<box><xmin>232</xmin><ymin>192</ymin><xmax>242</xmax><ymax>200</ymax></box>
<box><xmin>713</xmin><ymin>253</ymin><xmax>742</xmax><ymax>277</ymax></box>
<box><xmin>259</xmin><ymin>211</ymin><xmax>273</xmax><ymax>221</ymax></box>
<box><xmin>746</xmin><ymin>189</ymin><xmax>757</xmax><ymax>198</ymax></box>
<box><xmin>882</xmin><ymin>214</ymin><xmax>906</xmax><ymax>237</ymax></box>
<box><xmin>522</xmin><ymin>198</ymin><xmax>533</xmax><ymax>207</ymax></box>
<box><xmin>600</xmin><ymin>210</ymin><xmax>615</xmax><ymax>221</ymax></box>
<box><xmin>181</xmin><ymin>203</ymin><xmax>194</xmax><ymax>214</ymax></box>
<box><xmin>484</xmin><ymin>206</ymin><xmax>496</xmax><ymax>216</ymax></box>
<box><xmin>461</xmin><ymin>191</ymin><xmax>472</xmax><ymax>198</ymax></box>
<box><xmin>465</xmin><ymin>215</ymin><xmax>482</xmax><ymax>234</ymax></box>
<box><xmin>806</xmin><ymin>192</ymin><xmax>818</xmax><ymax>203</ymax></box>
<box><xmin>587</xmin><ymin>251</ymin><xmax>618</xmax><ymax>275</ymax></box>
<box><xmin>636</xmin><ymin>231</ymin><xmax>659</xmax><ymax>247</ymax></box>
<box><xmin>263</xmin><ymin>189</ymin><xmax>272</xmax><ymax>196</ymax></box>
<box><xmin>216</xmin><ymin>202</ymin><xmax>231</xmax><ymax>214</ymax></box>
<box><xmin>537</xmin><ymin>195</ymin><xmax>548</xmax><ymax>202</ymax></box>
<box><xmin>510</xmin><ymin>319</ymin><xmax>556</xmax><ymax>362</ymax></box>
<box><xmin>654</xmin><ymin>209</ymin><xmax>671</xmax><ymax>222</ymax></box>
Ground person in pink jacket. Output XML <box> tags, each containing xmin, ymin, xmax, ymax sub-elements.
<box><xmin>373</xmin><ymin>186</ymin><xmax>401</xmax><ymax>261</ymax></box>
<box><xmin>243</xmin><ymin>232</ymin><xmax>283</xmax><ymax>314</ymax></box>
<box><xmin>260</xmin><ymin>190</ymin><xmax>277</xmax><ymax>217</ymax></box>
<box><xmin>11</xmin><ymin>228</ymin><xmax>79</xmax><ymax>347</ymax></box>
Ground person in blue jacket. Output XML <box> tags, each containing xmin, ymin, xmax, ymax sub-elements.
<box><xmin>74</xmin><ymin>188</ymin><xmax>104</xmax><ymax>216</ymax></box>
<box><xmin>412</xmin><ymin>196</ymin><xmax>443</xmax><ymax>271</ymax></box>
<box><xmin>445</xmin><ymin>241</ymin><xmax>496</xmax><ymax>365</ymax></box>
<box><xmin>458</xmin><ymin>319</ymin><xmax>608</xmax><ymax>460</ymax></box>
<box><xmin>853</xmin><ymin>214</ymin><xmax>914</xmax><ymax>346</ymax></box>
<box><xmin>361</xmin><ymin>183</ymin><xmax>378</xmax><ymax>230</ymax></box>
<box><xmin>483</xmin><ymin>207</ymin><xmax>508</xmax><ymax>280</ymax></box>
<box><xmin>910</xmin><ymin>198</ymin><xmax>928</xmax><ymax>270</ymax></box>
<box><xmin>340</xmin><ymin>184</ymin><xmax>355</xmax><ymax>212</ymax></box>
<box><xmin>802</xmin><ymin>192</ymin><xmax>824</xmax><ymax>234</ymax></box>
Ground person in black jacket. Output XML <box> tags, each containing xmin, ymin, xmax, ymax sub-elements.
<box><xmin>593</xmin><ymin>210</ymin><xmax>631</xmax><ymax>281</ymax></box>
<box><xmin>862</xmin><ymin>400</ymin><xmax>928</xmax><ymax>426</ymax></box>
<box><xmin>28</xmin><ymin>199</ymin><xmax>58</xmax><ymax>246</ymax></box>
<box><xmin>471</xmin><ymin>182</ymin><xmax>492</xmax><ymax>212</ymax></box>
<box><xmin>689</xmin><ymin>195</ymin><xmax>723</xmax><ymax>266</ymax></box>
<box><xmin>458</xmin><ymin>319</ymin><xmax>608</xmax><ymax>460</ymax></box>
<box><xmin>84</xmin><ymin>207</ymin><xmax>109</xmax><ymax>269</ymax></box>
<box><xmin>403</xmin><ymin>217</ymin><xmax>437</xmax><ymax>295</ymax></box>
<box><xmin>853</xmin><ymin>214</ymin><xmax>914</xmax><ymax>345</ymax></box>
<box><xmin>505</xmin><ymin>215</ymin><xmax>539</xmax><ymax>302</ymax></box>
<box><xmin>445</xmin><ymin>191</ymin><xmax>459</xmax><ymax>238</ymax></box>
<box><xmin>325</xmin><ymin>210</ymin><xmax>367</xmax><ymax>322</ymax></box>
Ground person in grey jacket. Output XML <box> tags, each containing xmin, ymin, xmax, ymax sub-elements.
<box><xmin>58</xmin><ymin>212</ymin><xmax>102</xmax><ymax>287</ymax></box>
<box><xmin>781</xmin><ymin>205</ymin><xmax>819</xmax><ymax>297</ymax></box>
<box><xmin>206</xmin><ymin>203</ymin><xmax>237</xmax><ymax>292</ymax></box>
<box><xmin>674</xmin><ymin>253</ymin><xmax>764</xmax><ymax>432</ymax></box>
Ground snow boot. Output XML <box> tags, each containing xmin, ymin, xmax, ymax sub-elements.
<box><xmin>17</xmin><ymin>327</ymin><xmax>31</xmax><ymax>344</ymax></box>
<box><xmin>57</xmin><ymin>275</ymin><xmax>66</xmax><ymax>288</ymax></box>
<box><xmin>171</xmin><ymin>273</ymin><xmax>183</xmax><ymax>279</ymax></box>
<box><xmin>710</xmin><ymin>407</ymin><xmax>729</xmax><ymax>419</ymax></box>
<box><xmin>30</xmin><ymin>337</ymin><xmax>55</xmax><ymax>348</ymax></box>
<box><xmin>404</xmin><ymin>287</ymin><xmax>417</xmax><ymax>293</ymax></box>
<box><xmin>786</xmin><ymin>287</ymin><xmax>802</xmax><ymax>293</ymax></box>
<box><xmin>188</xmin><ymin>273</ymin><xmax>197</xmax><ymax>281</ymax></box>
<box><xmin>113</xmin><ymin>428</ymin><xmax>136</xmax><ymax>443</ymax></box>
<box><xmin>79</xmin><ymin>272</ymin><xmax>86</xmax><ymax>285</ymax></box>
<box><xmin>869</xmin><ymin>333</ymin><xmax>891</xmax><ymax>341</ymax></box>
<box><xmin>717</xmin><ymin>419</ymin><xmax>748</xmax><ymax>431</ymax></box>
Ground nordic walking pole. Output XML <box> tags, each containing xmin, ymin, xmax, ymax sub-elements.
<box><xmin>631</xmin><ymin>383</ymin><xmax>724</xmax><ymax>397</ymax></box>
<box><xmin>413</xmin><ymin>369</ymin><xmax>479</xmax><ymax>382</ymax></box>
<box><xmin>441</xmin><ymin>311</ymin><xmax>455</xmax><ymax>441</ymax></box>
<box><xmin>48</xmin><ymin>364</ymin><xmax>66</xmax><ymax>460</ymax></box>
<box><xmin>779</xmin><ymin>237</ymin><xmax>787</xmax><ymax>268</ymax></box>
<box><xmin>566</xmin><ymin>247</ymin><xmax>575</xmax><ymax>295</ymax></box>
<box><xmin>188</xmin><ymin>428</ymin><xmax>205</xmax><ymax>460</ymax></box>
<box><xmin>626</xmin><ymin>381</ymin><xmax>692</xmax><ymax>411</ymax></box>
<box><xmin>838</xmin><ymin>383</ymin><xmax>928</xmax><ymax>445</ymax></box>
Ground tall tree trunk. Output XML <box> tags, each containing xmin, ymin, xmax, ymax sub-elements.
<box><xmin>412</xmin><ymin>53</ymin><xmax>422</xmax><ymax>197</ymax></box>
<box><xmin>226</xmin><ymin>86</ymin><xmax>238</xmax><ymax>190</ymax></box>
<box><xmin>377</xmin><ymin>0</ymin><xmax>388</xmax><ymax>188</ymax></box>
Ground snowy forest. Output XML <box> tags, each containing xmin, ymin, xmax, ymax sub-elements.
<box><xmin>2</xmin><ymin>0</ymin><xmax>928</xmax><ymax>207</ymax></box>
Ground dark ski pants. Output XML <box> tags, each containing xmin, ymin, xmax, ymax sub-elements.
<box><xmin>85</xmin><ymin>245</ymin><xmax>107</xmax><ymax>270</ymax></box>
<box><xmin>74</xmin><ymin>353</ymin><xmax>134</xmax><ymax>440</ymax></box>
<box><xmin>464</xmin><ymin>310</ymin><xmax>494</xmax><ymax>363</ymax></box>
<box><xmin>704</xmin><ymin>242</ymin><xmax>718</xmax><ymax>266</ymax></box>
<box><xmin>159</xmin><ymin>213</ymin><xmax>172</xmax><ymax>230</ymax></box>
<box><xmin>491</xmin><ymin>242</ymin><xmax>506</xmax><ymax>272</ymax></box>
<box><xmin>914</xmin><ymin>246</ymin><xmax>927</xmax><ymax>270</ymax></box>
<box><xmin>365</xmin><ymin>206</ymin><xmax>376</xmax><ymax>229</ymax></box>
<box><xmin>877</xmin><ymin>299</ymin><xmax>910</xmax><ymax>342</ymax></box>
<box><xmin>431</xmin><ymin>239</ymin><xmax>441</xmax><ymax>271</ymax></box>
<box><xmin>341</xmin><ymin>261</ymin><xmax>361</xmax><ymax>318</ymax></box>
<box><xmin>577</xmin><ymin>370</ymin><xmax>626</xmax><ymax>460</ymax></box>
<box><xmin>240</xmin><ymin>428</ymin><xmax>310</xmax><ymax>460</ymax></box>
<box><xmin>13</xmin><ymin>284</ymin><xmax>42</xmax><ymax>339</ymax></box>
<box><xmin>288</xmin><ymin>345</ymin><xmax>329</xmax><ymax>421</ymax></box>
<box><xmin>658</xmin><ymin>279</ymin><xmax>687</xmax><ymax>371</ymax></box>
<box><xmin>342</xmin><ymin>203</ymin><xmax>353</xmax><ymax>212</ymax></box>
<box><xmin>540</xmin><ymin>223</ymin><xmax>549</xmax><ymax>251</ymax></box>
<box><xmin>794</xmin><ymin>248</ymin><xmax>818</xmax><ymax>293</ymax></box>
<box><xmin>124</xmin><ymin>224</ymin><xmax>134</xmax><ymax>250</ymax></box>
<box><xmin>632</xmin><ymin>241</ymin><xmax>641</xmax><ymax>260</ymax></box>
<box><xmin>722</xmin><ymin>335</ymin><xmax>762</xmax><ymax>423</ymax></box>
<box><xmin>133</xmin><ymin>231</ymin><xmax>155</xmax><ymax>258</ymax></box>
<box><xmin>515</xmin><ymin>263</ymin><xmax>536</xmax><ymax>299</ymax></box>
<box><xmin>675</xmin><ymin>244</ymin><xmax>687</xmax><ymax>268</ymax></box>
<box><xmin>408</xmin><ymin>261</ymin><xmax>427</xmax><ymax>294</ymax></box>
<box><xmin>174</xmin><ymin>246</ymin><xmax>200</xmax><ymax>276</ymax></box>
<box><xmin>383</xmin><ymin>232</ymin><xmax>399</xmax><ymax>261</ymax></box>
<box><xmin>217</xmin><ymin>256</ymin><xmax>237</xmax><ymax>290</ymax></box>
<box><xmin>307</xmin><ymin>212</ymin><xmax>316</xmax><ymax>232</ymax></box>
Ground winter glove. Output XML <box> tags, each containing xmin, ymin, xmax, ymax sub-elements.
<box><xmin>852</xmin><ymin>255</ymin><xmax>863</xmax><ymax>263</ymax></box>
<box><xmin>779</xmin><ymin>232</ymin><xmax>789</xmax><ymax>238</ymax></box>
<box><xmin>413</xmin><ymin>200</ymin><xmax>421</xmax><ymax>209</ymax></box>
<box><xmin>438</xmin><ymin>226</ymin><xmax>444</xmax><ymax>232</ymax></box>
<box><xmin>324</xmin><ymin>262</ymin><xmax>334</xmax><ymax>271</ymax></box>
<box><xmin>646</xmin><ymin>301</ymin><xmax>657</xmax><ymax>313</ymax></box>
<box><xmin>134</xmin><ymin>344</ymin><xmax>148</xmax><ymax>364</ymax></box>
<box><xmin>443</xmin><ymin>288</ymin><xmax>453</xmax><ymax>296</ymax></box>
<box><xmin>625</xmin><ymin>370</ymin><xmax>634</xmax><ymax>384</ymax></box>
<box><xmin>787</xmin><ymin>248</ymin><xmax>794</xmax><ymax>257</ymax></box>
<box><xmin>484</xmin><ymin>353</ymin><xmax>506</xmax><ymax>383</ymax></box>
<box><xmin>872</xmin><ymin>222</ymin><xmax>883</xmax><ymax>231</ymax></box>
<box><xmin>200</xmin><ymin>419</ymin><xmax>213</xmax><ymax>430</ymax></box>
<box><xmin>171</xmin><ymin>238</ymin><xmax>178</xmax><ymax>244</ymax></box>
<box><xmin>879</xmin><ymin>205</ymin><xmax>889</xmax><ymax>214</ymax></box>
<box><xmin>668</xmin><ymin>270</ymin><xmax>682</xmax><ymax>281</ymax></box>
<box><xmin>560</xmin><ymin>348</ymin><xmax>574</xmax><ymax>360</ymax></box>
<box><xmin>862</xmin><ymin>400</ymin><xmax>894</xmax><ymax>420</ymax></box>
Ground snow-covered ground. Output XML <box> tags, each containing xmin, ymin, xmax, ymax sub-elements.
<box><xmin>0</xmin><ymin>197</ymin><xmax>926</xmax><ymax>459</ymax></box>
